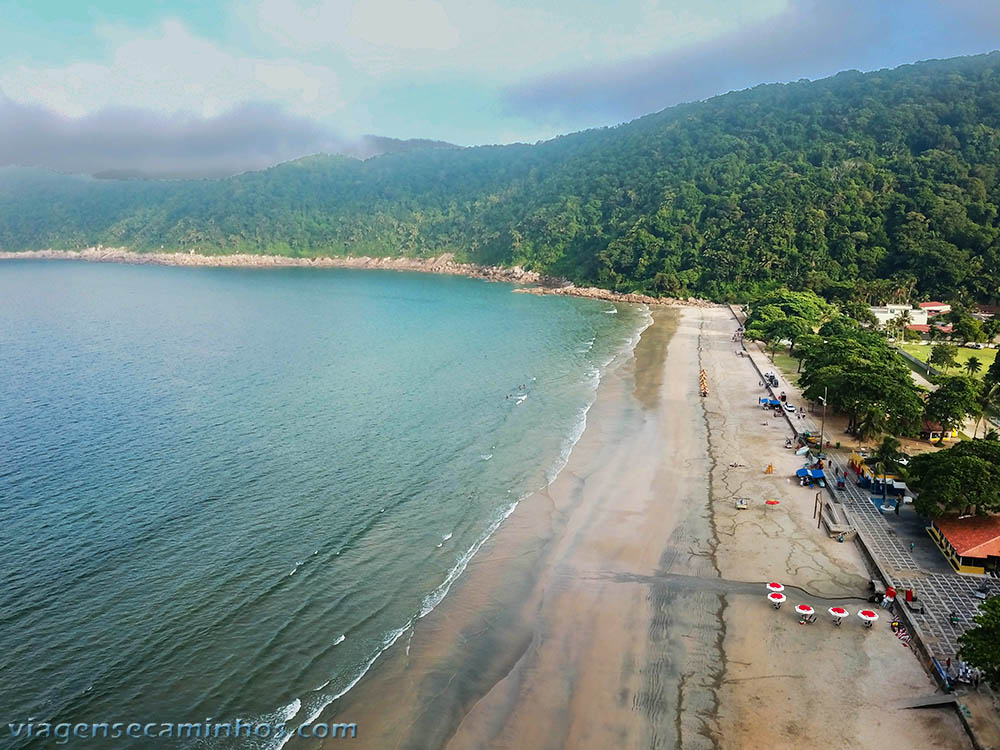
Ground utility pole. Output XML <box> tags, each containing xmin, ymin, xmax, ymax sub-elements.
<box><xmin>819</xmin><ymin>386</ymin><xmax>828</xmax><ymax>455</ymax></box>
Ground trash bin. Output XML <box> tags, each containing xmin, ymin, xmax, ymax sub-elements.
<box><xmin>835</xmin><ymin>442</ymin><xmax>841</xmax><ymax>449</ymax></box>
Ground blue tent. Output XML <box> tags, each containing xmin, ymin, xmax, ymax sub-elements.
<box><xmin>796</xmin><ymin>468</ymin><xmax>825</xmax><ymax>479</ymax></box>
<box><xmin>759</xmin><ymin>398</ymin><xmax>781</xmax><ymax>406</ymax></box>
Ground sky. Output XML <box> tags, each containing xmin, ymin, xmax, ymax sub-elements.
<box><xmin>2</xmin><ymin>0</ymin><xmax>1000</xmax><ymax>176</ymax></box>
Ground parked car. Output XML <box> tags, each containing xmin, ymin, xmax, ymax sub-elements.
<box><xmin>784</xmin><ymin>403</ymin><xmax>796</xmax><ymax>413</ymax></box>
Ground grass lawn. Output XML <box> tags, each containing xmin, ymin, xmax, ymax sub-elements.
<box><xmin>770</xmin><ymin>352</ymin><xmax>801</xmax><ymax>384</ymax></box>
<box><xmin>899</xmin><ymin>343</ymin><xmax>997</xmax><ymax>377</ymax></box>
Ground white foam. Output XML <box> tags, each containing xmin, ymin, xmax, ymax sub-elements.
<box><xmin>418</xmin><ymin>499</ymin><xmax>520</xmax><ymax>619</ymax></box>
<box><xmin>276</xmin><ymin>304</ymin><xmax>656</xmax><ymax>730</ymax></box>
<box><xmin>604</xmin><ymin>307</ymin><xmax>618</xmax><ymax>314</ymax></box>
<box><xmin>258</xmin><ymin>698</ymin><xmax>303</xmax><ymax>750</ymax></box>
<box><xmin>545</xmin><ymin>306</ymin><xmax>652</xmax><ymax>485</ymax></box>
<box><xmin>443</xmin><ymin>532</ymin><xmax>453</xmax><ymax>541</ymax></box>
<box><xmin>480</xmin><ymin>453</ymin><xmax>493</xmax><ymax>461</ymax></box>
<box><xmin>297</xmin><ymin>620</ymin><xmax>413</xmax><ymax>729</ymax></box>
<box><xmin>314</xmin><ymin>680</ymin><xmax>330</xmax><ymax>691</ymax></box>
<box><xmin>515</xmin><ymin>394</ymin><xmax>527</xmax><ymax>404</ymax></box>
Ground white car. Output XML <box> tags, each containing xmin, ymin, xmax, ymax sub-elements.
<box><xmin>783</xmin><ymin>403</ymin><xmax>796</xmax><ymax>413</ymax></box>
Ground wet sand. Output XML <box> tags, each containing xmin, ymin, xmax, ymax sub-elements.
<box><xmin>311</xmin><ymin>307</ymin><xmax>970</xmax><ymax>750</ymax></box>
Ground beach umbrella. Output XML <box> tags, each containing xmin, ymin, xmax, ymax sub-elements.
<box><xmin>795</xmin><ymin>604</ymin><xmax>815</xmax><ymax>617</ymax></box>
<box><xmin>767</xmin><ymin>592</ymin><xmax>786</xmax><ymax>609</ymax></box>
<box><xmin>858</xmin><ymin>609</ymin><xmax>879</xmax><ymax>628</ymax></box>
<box><xmin>766</xmin><ymin>582</ymin><xmax>784</xmax><ymax>592</ymax></box>
<box><xmin>765</xmin><ymin>499</ymin><xmax>780</xmax><ymax>507</ymax></box>
<box><xmin>828</xmin><ymin>606</ymin><xmax>849</xmax><ymax>625</ymax></box>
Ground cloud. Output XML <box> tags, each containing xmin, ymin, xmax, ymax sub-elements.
<box><xmin>0</xmin><ymin>95</ymin><xmax>364</xmax><ymax>177</ymax></box>
<box><xmin>0</xmin><ymin>19</ymin><xmax>343</xmax><ymax>120</ymax></box>
<box><xmin>349</xmin><ymin>0</ymin><xmax>460</xmax><ymax>51</ymax></box>
<box><xmin>251</xmin><ymin>0</ymin><xmax>787</xmax><ymax>78</ymax></box>
<box><xmin>502</xmin><ymin>0</ymin><xmax>1000</xmax><ymax>129</ymax></box>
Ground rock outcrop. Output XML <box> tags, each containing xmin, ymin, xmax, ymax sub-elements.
<box><xmin>0</xmin><ymin>248</ymin><xmax>716</xmax><ymax>306</ymax></box>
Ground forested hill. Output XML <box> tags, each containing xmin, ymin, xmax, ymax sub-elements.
<box><xmin>4</xmin><ymin>52</ymin><xmax>1000</xmax><ymax>302</ymax></box>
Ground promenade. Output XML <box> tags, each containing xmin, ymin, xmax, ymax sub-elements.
<box><xmin>732</xmin><ymin>307</ymin><xmax>1000</xmax><ymax>749</ymax></box>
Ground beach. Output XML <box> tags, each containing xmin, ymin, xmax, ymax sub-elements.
<box><xmin>312</xmin><ymin>306</ymin><xmax>970</xmax><ymax>749</ymax></box>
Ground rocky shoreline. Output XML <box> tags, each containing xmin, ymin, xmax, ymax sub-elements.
<box><xmin>0</xmin><ymin>247</ymin><xmax>717</xmax><ymax>306</ymax></box>
<box><xmin>512</xmin><ymin>284</ymin><xmax>717</xmax><ymax>306</ymax></box>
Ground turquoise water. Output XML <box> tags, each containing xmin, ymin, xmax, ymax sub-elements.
<box><xmin>0</xmin><ymin>262</ymin><xmax>648</xmax><ymax>747</ymax></box>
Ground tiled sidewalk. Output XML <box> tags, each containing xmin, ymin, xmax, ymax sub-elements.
<box><xmin>741</xmin><ymin>341</ymin><xmax>985</xmax><ymax>660</ymax></box>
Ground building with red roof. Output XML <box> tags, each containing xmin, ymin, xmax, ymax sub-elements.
<box><xmin>929</xmin><ymin>515</ymin><xmax>1000</xmax><ymax>575</ymax></box>
<box><xmin>905</xmin><ymin>322</ymin><xmax>953</xmax><ymax>338</ymax></box>
<box><xmin>919</xmin><ymin>301</ymin><xmax>952</xmax><ymax>315</ymax></box>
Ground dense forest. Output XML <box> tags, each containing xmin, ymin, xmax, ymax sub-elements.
<box><xmin>4</xmin><ymin>53</ymin><xmax>1000</xmax><ymax>302</ymax></box>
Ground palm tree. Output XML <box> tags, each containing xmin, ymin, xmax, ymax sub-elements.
<box><xmin>974</xmin><ymin>381</ymin><xmax>1000</xmax><ymax>438</ymax></box>
<box><xmin>966</xmin><ymin>356</ymin><xmax>983</xmax><ymax>377</ymax></box>
<box><xmin>869</xmin><ymin>435</ymin><xmax>904</xmax><ymax>513</ymax></box>
<box><xmin>897</xmin><ymin>309</ymin><xmax>911</xmax><ymax>343</ymax></box>
<box><xmin>856</xmin><ymin>404</ymin><xmax>888</xmax><ymax>444</ymax></box>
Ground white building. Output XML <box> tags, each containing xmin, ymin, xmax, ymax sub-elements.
<box><xmin>919</xmin><ymin>301</ymin><xmax>952</xmax><ymax>316</ymax></box>
<box><xmin>869</xmin><ymin>305</ymin><xmax>928</xmax><ymax>327</ymax></box>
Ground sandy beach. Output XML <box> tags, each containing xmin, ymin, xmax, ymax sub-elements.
<box><xmin>310</xmin><ymin>306</ymin><xmax>970</xmax><ymax>749</ymax></box>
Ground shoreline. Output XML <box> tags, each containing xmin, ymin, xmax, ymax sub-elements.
<box><xmin>273</xmin><ymin>303</ymin><xmax>656</xmax><ymax>742</ymax></box>
<box><xmin>0</xmin><ymin>248</ymin><xmax>716</xmax><ymax>307</ymax></box>
<box><xmin>310</xmin><ymin>306</ymin><xmax>968</xmax><ymax>750</ymax></box>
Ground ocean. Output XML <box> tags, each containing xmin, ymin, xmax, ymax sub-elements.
<box><xmin>0</xmin><ymin>261</ymin><xmax>649</xmax><ymax>748</ymax></box>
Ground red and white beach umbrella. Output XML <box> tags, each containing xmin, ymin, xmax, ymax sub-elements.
<box><xmin>767</xmin><ymin>592</ymin><xmax>786</xmax><ymax>607</ymax></box>
<box><xmin>765</xmin><ymin>499</ymin><xmax>780</xmax><ymax>506</ymax></box>
<box><xmin>795</xmin><ymin>604</ymin><xmax>815</xmax><ymax>617</ymax></box>
<box><xmin>858</xmin><ymin>609</ymin><xmax>879</xmax><ymax>627</ymax></box>
<box><xmin>828</xmin><ymin>606</ymin><xmax>849</xmax><ymax>625</ymax></box>
<box><xmin>766</xmin><ymin>582</ymin><xmax>785</xmax><ymax>592</ymax></box>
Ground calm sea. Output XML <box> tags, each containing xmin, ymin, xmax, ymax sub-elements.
<box><xmin>0</xmin><ymin>262</ymin><xmax>649</xmax><ymax>748</ymax></box>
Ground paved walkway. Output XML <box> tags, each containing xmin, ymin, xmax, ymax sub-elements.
<box><xmin>743</xmin><ymin>344</ymin><xmax>988</xmax><ymax>658</ymax></box>
<box><xmin>732</xmin><ymin>307</ymin><xmax>1000</xmax><ymax>747</ymax></box>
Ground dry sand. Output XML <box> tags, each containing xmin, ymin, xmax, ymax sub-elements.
<box><xmin>311</xmin><ymin>306</ymin><xmax>970</xmax><ymax>750</ymax></box>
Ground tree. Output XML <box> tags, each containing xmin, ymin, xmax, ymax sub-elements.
<box><xmin>840</xmin><ymin>301</ymin><xmax>878</xmax><ymax>327</ymax></box>
<box><xmin>908</xmin><ymin>439</ymin><xmax>1000</xmax><ymax>517</ymax></box>
<box><xmin>895</xmin><ymin>309</ymin><xmax>912</xmax><ymax>343</ymax></box>
<box><xmin>974</xmin><ymin>381</ymin><xmax>1000</xmax><ymax>438</ymax></box>
<box><xmin>745</xmin><ymin>290</ymin><xmax>834</xmax><ymax>354</ymax></box>
<box><xmin>856</xmin><ymin>404</ymin><xmax>888</xmax><ymax>443</ymax></box>
<box><xmin>986</xmin><ymin>356</ymin><xmax>1000</xmax><ymax>387</ymax></box>
<box><xmin>984</xmin><ymin>318</ymin><xmax>1000</xmax><ymax>343</ymax></box>
<box><xmin>869</xmin><ymin>435</ymin><xmax>905</xmax><ymax>512</ymax></box>
<box><xmin>925</xmin><ymin>376</ymin><xmax>981</xmax><ymax>443</ymax></box>
<box><xmin>965</xmin><ymin>356</ymin><xmax>983</xmax><ymax>376</ymax></box>
<box><xmin>790</xmin><ymin>333</ymin><xmax>822</xmax><ymax>372</ymax></box>
<box><xmin>930</xmin><ymin>343</ymin><xmax>959</xmax><ymax>372</ymax></box>
<box><xmin>952</xmin><ymin>314</ymin><xmax>986</xmax><ymax>344</ymax></box>
<box><xmin>798</xmin><ymin>323</ymin><xmax>925</xmax><ymax>437</ymax></box>
<box><xmin>959</xmin><ymin>598</ymin><xmax>1000</xmax><ymax>687</ymax></box>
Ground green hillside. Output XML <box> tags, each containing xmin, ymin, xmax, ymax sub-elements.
<box><xmin>4</xmin><ymin>53</ymin><xmax>1000</xmax><ymax>301</ymax></box>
